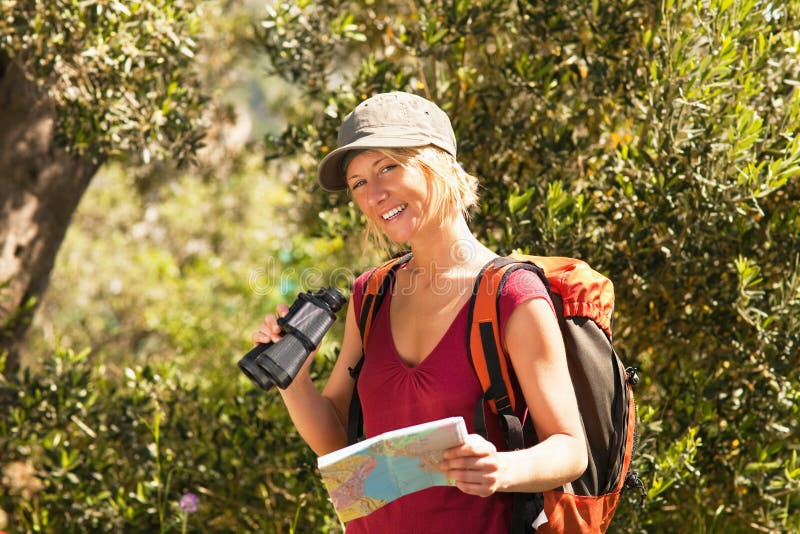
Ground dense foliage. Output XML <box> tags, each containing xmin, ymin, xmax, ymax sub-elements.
<box><xmin>2</xmin><ymin>159</ymin><xmax>346</xmax><ymax>532</ymax></box>
<box><xmin>1</xmin><ymin>0</ymin><xmax>798</xmax><ymax>532</ymax></box>
<box><xmin>0</xmin><ymin>0</ymin><xmax>206</xmax><ymax>164</ymax></box>
<box><xmin>0</xmin><ymin>347</ymin><xmax>338</xmax><ymax>532</ymax></box>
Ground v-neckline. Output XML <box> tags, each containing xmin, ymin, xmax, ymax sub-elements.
<box><xmin>385</xmin><ymin>277</ymin><xmax>473</xmax><ymax>369</ymax></box>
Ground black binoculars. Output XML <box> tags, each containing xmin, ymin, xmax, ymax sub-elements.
<box><xmin>238</xmin><ymin>287</ymin><xmax>346</xmax><ymax>391</ymax></box>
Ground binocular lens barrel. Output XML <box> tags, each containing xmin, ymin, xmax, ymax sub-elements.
<box><xmin>238</xmin><ymin>287</ymin><xmax>345</xmax><ymax>392</ymax></box>
<box><xmin>238</xmin><ymin>344</ymin><xmax>278</xmax><ymax>390</ymax></box>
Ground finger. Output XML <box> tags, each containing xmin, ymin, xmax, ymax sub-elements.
<box><xmin>463</xmin><ymin>433</ymin><xmax>497</xmax><ymax>453</ymax></box>
<box><xmin>252</xmin><ymin>303</ymin><xmax>291</xmax><ymax>346</ymax></box>
<box><xmin>253</xmin><ymin>315</ymin><xmax>282</xmax><ymax>345</ymax></box>
<box><xmin>251</xmin><ymin>334</ymin><xmax>267</xmax><ymax>346</ymax></box>
<box><xmin>263</xmin><ymin>312</ymin><xmax>280</xmax><ymax>330</ymax></box>
<box><xmin>261</xmin><ymin>314</ymin><xmax>285</xmax><ymax>339</ymax></box>
<box><xmin>252</xmin><ymin>328</ymin><xmax>275</xmax><ymax>346</ymax></box>
<box><xmin>452</xmin><ymin>479</ymin><xmax>495</xmax><ymax>498</ymax></box>
<box><xmin>442</xmin><ymin>435</ymin><xmax>495</xmax><ymax>460</ymax></box>
<box><xmin>446</xmin><ymin>465</ymin><xmax>502</xmax><ymax>496</ymax></box>
<box><xmin>443</xmin><ymin>463</ymin><xmax>494</xmax><ymax>486</ymax></box>
<box><xmin>440</xmin><ymin>456</ymin><xmax>495</xmax><ymax>474</ymax></box>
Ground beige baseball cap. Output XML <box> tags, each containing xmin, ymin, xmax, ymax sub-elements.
<box><xmin>317</xmin><ymin>92</ymin><xmax>457</xmax><ymax>192</ymax></box>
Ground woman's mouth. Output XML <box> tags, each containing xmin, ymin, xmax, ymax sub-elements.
<box><xmin>381</xmin><ymin>204</ymin><xmax>408</xmax><ymax>221</ymax></box>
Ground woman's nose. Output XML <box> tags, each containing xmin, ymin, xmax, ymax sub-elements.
<box><xmin>366</xmin><ymin>181</ymin><xmax>388</xmax><ymax>206</ymax></box>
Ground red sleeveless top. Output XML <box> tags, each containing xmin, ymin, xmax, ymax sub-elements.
<box><xmin>344</xmin><ymin>266</ymin><xmax>553</xmax><ymax>534</ymax></box>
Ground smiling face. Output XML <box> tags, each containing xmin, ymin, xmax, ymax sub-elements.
<box><xmin>345</xmin><ymin>149</ymin><xmax>432</xmax><ymax>245</ymax></box>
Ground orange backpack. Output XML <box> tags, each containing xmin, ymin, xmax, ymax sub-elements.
<box><xmin>348</xmin><ymin>253</ymin><xmax>644</xmax><ymax>533</ymax></box>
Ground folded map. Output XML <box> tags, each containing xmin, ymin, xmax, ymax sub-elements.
<box><xmin>317</xmin><ymin>416</ymin><xmax>468</xmax><ymax>522</ymax></box>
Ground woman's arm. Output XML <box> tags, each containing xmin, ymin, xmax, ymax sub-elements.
<box><xmin>254</xmin><ymin>297</ymin><xmax>365</xmax><ymax>456</ymax></box>
<box><xmin>439</xmin><ymin>297</ymin><xmax>587</xmax><ymax>495</ymax></box>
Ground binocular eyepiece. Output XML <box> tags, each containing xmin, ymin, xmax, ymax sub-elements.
<box><xmin>238</xmin><ymin>287</ymin><xmax>346</xmax><ymax>391</ymax></box>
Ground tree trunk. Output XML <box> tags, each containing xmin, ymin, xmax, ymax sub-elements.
<box><xmin>0</xmin><ymin>54</ymin><xmax>99</xmax><ymax>374</ymax></box>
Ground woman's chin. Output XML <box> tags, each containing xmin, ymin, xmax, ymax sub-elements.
<box><xmin>378</xmin><ymin>215</ymin><xmax>411</xmax><ymax>241</ymax></box>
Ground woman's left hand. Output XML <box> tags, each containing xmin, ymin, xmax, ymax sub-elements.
<box><xmin>438</xmin><ymin>434</ymin><xmax>509</xmax><ymax>497</ymax></box>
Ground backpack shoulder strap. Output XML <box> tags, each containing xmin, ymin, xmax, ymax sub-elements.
<box><xmin>468</xmin><ymin>257</ymin><xmax>546</xmax><ymax>420</ymax></box>
<box><xmin>357</xmin><ymin>252</ymin><xmax>413</xmax><ymax>344</ymax></box>
<box><xmin>470</xmin><ymin>257</ymin><xmax>546</xmax><ymax>534</ymax></box>
<box><xmin>346</xmin><ymin>252</ymin><xmax>412</xmax><ymax>445</ymax></box>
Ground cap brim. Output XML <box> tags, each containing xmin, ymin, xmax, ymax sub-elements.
<box><xmin>317</xmin><ymin>133</ymin><xmax>439</xmax><ymax>192</ymax></box>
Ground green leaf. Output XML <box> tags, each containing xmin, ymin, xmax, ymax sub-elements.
<box><xmin>507</xmin><ymin>189</ymin><xmax>534</xmax><ymax>215</ymax></box>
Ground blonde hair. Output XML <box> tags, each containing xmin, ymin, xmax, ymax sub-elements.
<box><xmin>357</xmin><ymin>145</ymin><xmax>479</xmax><ymax>251</ymax></box>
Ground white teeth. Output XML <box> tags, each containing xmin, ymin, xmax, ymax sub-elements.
<box><xmin>382</xmin><ymin>204</ymin><xmax>407</xmax><ymax>220</ymax></box>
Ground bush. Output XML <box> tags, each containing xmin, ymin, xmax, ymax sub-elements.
<box><xmin>0</xmin><ymin>347</ymin><xmax>341</xmax><ymax>533</ymax></box>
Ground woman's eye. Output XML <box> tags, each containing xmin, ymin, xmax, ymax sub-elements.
<box><xmin>380</xmin><ymin>164</ymin><xmax>396</xmax><ymax>174</ymax></box>
<box><xmin>351</xmin><ymin>179</ymin><xmax>366</xmax><ymax>190</ymax></box>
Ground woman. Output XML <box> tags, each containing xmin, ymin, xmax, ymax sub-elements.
<box><xmin>253</xmin><ymin>91</ymin><xmax>587</xmax><ymax>532</ymax></box>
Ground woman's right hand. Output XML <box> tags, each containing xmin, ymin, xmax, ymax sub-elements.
<box><xmin>250</xmin><ymin>303</ymin><xmax>316</xmax><ymax>388</ymax></box>
<box><xmin>251</xmin><ymin>303</ymin><xmax>290</xmax><ymax>346</ymax></box>
<box><xmin>249</xmin><ymin>296</ymin><xmax>359</xmax><ymax>455</ymax></box>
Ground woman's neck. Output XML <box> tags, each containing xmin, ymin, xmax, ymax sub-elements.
<box><xmin>404</xmin><ymin>215</ymin><xmax>496</xmax><ymax>277</ymax></box>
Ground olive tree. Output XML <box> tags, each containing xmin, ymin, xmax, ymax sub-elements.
<box><xmin>0</xmin><ymin>0</ymin><xmax>207</xmax><ymax>373</ymax></box>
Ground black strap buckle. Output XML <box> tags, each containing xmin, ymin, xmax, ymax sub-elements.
<box><xmin>622</xmin><ymin>471</ymin><xmax>647</xmax><ymax>507</ymax></box>
<box><xmin>626</xmin><ymin>366</ymin><xmax>640</xmax><ymax>386</ymax></box>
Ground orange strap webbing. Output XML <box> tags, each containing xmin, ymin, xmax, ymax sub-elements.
<box><xmin>358</xmin><ymin>253</ymin><xmax>412</xmax><ymax>351</ymax></box>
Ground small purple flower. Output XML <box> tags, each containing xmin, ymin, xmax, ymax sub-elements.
<box><xmin>179</xmin><ymin>492</ymin><xmax>199</xmax><ymax>514</ymax></box>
